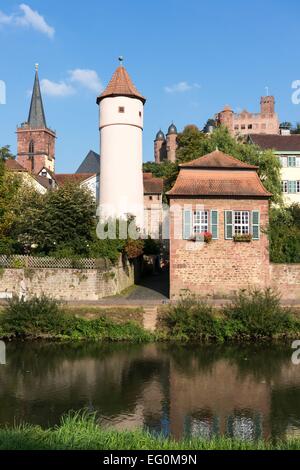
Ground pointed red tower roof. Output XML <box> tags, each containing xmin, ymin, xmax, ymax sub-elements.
<box><xmin>97</xmin><ymin>65</ymin><xmax>145</xmax><ymax>104</ymax></box>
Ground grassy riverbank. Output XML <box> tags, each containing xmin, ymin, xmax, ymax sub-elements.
<box><xmin>0</xmin><ymin>412</ymin><xmax>298</xmax><ymax>450</ymax></box>
<box><xmin>0</xmin><ymin>289</ymin><xmax>299</xmax><ymax>342</ymax></box>
<box><xmin>0</xmin><ymin>296</ymin><xmax>153</xmax><ymax>342</ymax></box>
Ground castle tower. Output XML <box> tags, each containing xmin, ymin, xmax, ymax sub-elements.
<box><xmin>16</xmin><ymin>65</ymin><xmax>56</xmax><ymax>174</ymax></box>
<box><xmin>217</xmin><ymin>105</ymin><xmax>234</xmax><ymax>133</ymax></box>
<box><xmin>97</xmin><ymin>59</ymin><xmax>146</xmax><ymax>229</ymax></box>
<box><xmin>166</xmin><ymin>123</ymin><xmax>178</xmax><ymax>162</ymax></box>
<box><xmin>260</xmin><ymin>96</ymin><xmax>275</xmax><ymax>115</ymax></box>
<box><xmin>154</xmin><ymin>130</ymin><xmax>166</xmax><ymax>163</ymax></box>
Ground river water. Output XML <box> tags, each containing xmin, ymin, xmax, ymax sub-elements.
<box><xmin>0</xmin><ymin>341</ymin><xmax>300</xmax><ymax>440</ymax></box>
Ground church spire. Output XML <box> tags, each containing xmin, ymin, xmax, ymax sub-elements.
<box><xmin>28</xmin><ymin>64</ymin><xmax>47</xmax><ymax>129</ymax></box>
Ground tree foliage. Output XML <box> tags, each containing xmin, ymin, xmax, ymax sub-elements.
<box><xmin>269</xmin><ymin>204</ymin><xmax>300</xmax><ymax>263</ymax></box>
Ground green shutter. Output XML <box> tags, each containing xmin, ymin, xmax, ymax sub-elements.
<box><xmin>183</xmin><ymin>209</ymin><xmax>192</xmax><ymax>240</ymax></box>
<box><xmin>224</xmin><ymin>211</ymin><xmax>233</xmax><ymax>239</ymax></box>
<box><xmin>252</xmin><ymin>210</ymin><xmax>260</xmax><ymax>240</ymax></box>
<box><xmin>210</xmin><ymin>210</ymin><xmax>218</xmax><ymax>239</ymax></box>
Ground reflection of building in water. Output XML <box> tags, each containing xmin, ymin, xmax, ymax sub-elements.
<box><xmin>168</xmin><ymin>359</ymin><xmax>270</xmax><ymax>439</ymax></box>
<box><xmin>1</xmin><ymin>343</ymin><xmax>300</xmax><ymax>440</ymax></box>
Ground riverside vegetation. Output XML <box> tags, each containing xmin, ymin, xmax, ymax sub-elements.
<box><xmin>0</xmin><ymin>289</ymin><xmax>299</xmax><ymax>342</ymax></box>
<box><xmin>1</xmin><ymin>411</ymin><xmax>300</xmax><ymax>450</ymax></box>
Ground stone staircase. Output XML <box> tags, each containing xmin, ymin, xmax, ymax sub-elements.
<box><xmin>143</xmin><ymin>306</ymin><xmax>159</xmax><ymax>332</ymax></box>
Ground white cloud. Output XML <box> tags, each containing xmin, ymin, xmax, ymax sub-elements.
<box><xmin>0</xmin><ymin>4</ymin><xmax>54</xmax><ymax>38</ymax></box>
<box><xmin>40</xmin><ymin>79</ymin><xmax>75</xmax><ymax>97</ymax></box>
<box><xmin>0</xmin><ymin>11</ymin><xmax>13</xmax><ymax>25</ymax></box>
<box><xmin>164</xmin><ymin>81</ymin><xmax>201</xmax><ymax>93</ymax></box>
<box><xmin>69</xmin><ymin>69</ymin><xmax>103</xmax><ymax>93</ymax></box>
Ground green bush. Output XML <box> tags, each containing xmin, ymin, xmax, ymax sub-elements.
<box><xmin>223</xmin><ymin>289</ymin><xmax>295</xmax><ymax>338</ymax></box>
<box><xmin>0</xmin><ymin>295</ymin><xmax>153</xmax><ymax>342</ymax></box>
<box><xmin>1</xmin><ymin>295</ymin><xmax>69</xmax><ymax>337</ymax></box>
<box><xmin>161</xmin><ymin>296</ymin><xmax>222</xmax><ymax>341</ymax></box>
<box><xmin>161</xmin><ymin>290</ymin><xmax>300</xmax><ymax>342</ymax></box>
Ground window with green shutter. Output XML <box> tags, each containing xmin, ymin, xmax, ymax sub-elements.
<box><xmin>288</xmin><ymin>156</ymin><xmax>296</xmax><ymax>167</ymax></box>
<box><xmin>252</xmin><ymin>210</ymin><xmax>260</xmax><ymax>240</ymax></box>
<box><xmin>210</xmin><ymin>210</ymin><xmax>218</xmax><ymax>239</ymax></box>
<box><xmin>224</xmin><ymin>211</ymin><xmax>233</xmax><ymax>239</ymax></box>
<box><xmin>288</xmin><ymin>181</ymin><xmax>297</xmax><ymax>193</ymax></box>
<box><xmin>183</xmin><ymin>209</ymin><xmax>192</xmax><ymax>240</ymax></box>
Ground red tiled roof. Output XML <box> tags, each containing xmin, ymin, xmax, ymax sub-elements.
<box><xmin>5</xmin><ymin>159</ymin><xmax>27</xmax><ymax>172</ymax></box>
<box><xmin>55</xmin><ymin>173</ymin><xmax>96</xmax><ymax>186</ymax></box>
<box><xmin>97</xmin><ymin>66</ymin><xmax>145</xmax><ymax>104</ymax></box>
<box><xmin>180</xmin><ymin>150</ymin><xmax>258</xmax><ymax>169</ymax></box>
<box><xmin>143</xmin><ymin>173</ymin><xmax>163</xmax><ymax>194</ymax></box>
<box><xmin>167</xmin><ymin>169</ymin><xmax>271</xmax><ymax>198</ymax></box>
<box><xmin>249</xmin><ymin>134</ymin><xmax>300</xmax><ymax>151</ymax></box>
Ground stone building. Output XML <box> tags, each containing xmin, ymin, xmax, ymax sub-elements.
<box><xmin>154</xmin><ymin>124</ymin><xmax>178</xmax><ymax>163</ymax></box>
<box><xmin>16</xmin><ymin>65</ymin><xmax>56</xmax><ymax>175</ymax></box>
<box><xmin>143</xmin><ymin>173</ymin><xmax>164</xmax><ymax>239</ymax></box>
<box><xmin>216</xmin><ymin>96</ymin><xmax>279</xmax><ymax>136</ymax></box>
<box><xmin>167</xmin><ymin>149</ymin><xmax>271</xmax><ymax>299</ymax></box>
<box><xmin>249</xmin><ymin>132</ymin><xmax>300</xmax><ymax>205</ymax></box>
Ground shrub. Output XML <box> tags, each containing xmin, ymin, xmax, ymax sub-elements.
<box><xmin>223</xmin><ymin>288</ymin><xmax>295</xmax><ymax>338</ymax></box>
<box><xmin>0</xmin><ymin>295</ymin><xmax>153</xmax><ymax>342</ymax></box>
<box><xmin>161</xmin><ymin>295</ymin><xmax>221</xmax><ymax>341</ymax></box>
<box><xmin>1</xmin><ymin>295</ymin><xmax>69</xmax><ymax>338</ymax></box>
<box><xmin>160</xmin><ymin>289</ymin><xmax>300</xmax><ymax>342</ymax></box>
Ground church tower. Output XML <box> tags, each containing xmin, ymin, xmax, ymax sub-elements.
<box><xmin>17</xmin><ymin>65</ymin><xmax>56</xmax><ymax>175</ymax></box>
<box><xmin>97</xmin><ymin>59</ymin><xmax>146</xmax><ymax>229</ymax></box>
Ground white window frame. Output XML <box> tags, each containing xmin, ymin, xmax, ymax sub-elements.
<box><xmin>279</xmin><ymin>156</ymin><xmax>287</xmax><ymax>167</ymax></box>
<box><xmin>233</xmin><ymin>211</ymin><xmax>250</xmax><ymax>235</ymax></box>
<box><xmin>193</xmin><ymin>210</ymin><xmax>209</xmax><ymax>235</ymax></box>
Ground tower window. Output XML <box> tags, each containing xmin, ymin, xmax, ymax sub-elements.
<box><xmin>118</xmin><ymin>106</ymin><xmax>125</xmax><ymax>113</ymax></box>
<box><xmin>29</xmin><ymin>140</ymin><xmax>34</xmax><ymax>154</ymax></box>
<box><xmin>139</xmin><ymin>111</ymin><xmax>142</xmax><ymax>117</ymax></box>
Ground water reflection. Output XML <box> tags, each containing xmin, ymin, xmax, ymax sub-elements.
<box><xmin>0</xmin><ymin>342</ymin><xmax>299</xmax><ymax>440</ymax></box>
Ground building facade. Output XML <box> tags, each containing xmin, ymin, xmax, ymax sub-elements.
<box><xmin>167</xmin><ymin>150</ymin><xmax>271</xmax><ymax>299</ymax></box>
<box><xmin>249</xmin><ymin>133</ymin><xmax>300</xmax><ymax>205</ymax></box>
<box><xmin>216</xmin><ymin>96</ymin><xmax>280</xmax><ymax>136</ymax></box>
<box><xmin>16</xmin><ymin>65</ymin><xmax>56</xmax><ymax>175</ymax></box>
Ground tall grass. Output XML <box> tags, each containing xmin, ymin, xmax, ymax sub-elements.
<box><xmin>0</xmin><ymin>295</ymin><xmax>153</xmax><ymax>342</ymax></box>
<box><xmin>0</xmin><ymin>411</ymin><xmax>299</xmax><ymax>450</ymax></box>
<box><xmin>161</xmin><ymin>289</ymin><xmax>300</xmax><ymax>342</ymax></box>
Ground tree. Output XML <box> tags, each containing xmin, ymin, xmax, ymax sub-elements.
<box><xmin>12</xmin><ymin>184</ymin><xmax>96</xmax><ymax>256</ymax></box>
<box><xmin>291</xmin><ymin>123</ymin><xmax>300</xmax><ymax>134</ymax></box>
<box><xmin>280</xmin><ymin>122</ymin><xmax>292</xmax><ymax>130</ymax></box>
<box><xmin>0</xmin><ymin>152</ymin><xmax>21</xmax><ymax>253</ymax></box>
<box><xmin>0</xmin><ymin>145</ymin><xmax>15</xmax><ymax>161</ymax></box>
<box><xmin>202</xmin><ymin>118</ymin><xmax>217</xmax><ymax>133</ymax></box>
<box><xmin>269</xmin><ymin>204</ymin><xmax>300</xmax><ymax>263</ymax></box>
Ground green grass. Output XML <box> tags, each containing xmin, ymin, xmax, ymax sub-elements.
<box><xmin>160</xmin><ymin>289</ymin><xmax>300</xmax><ymax>342</ymax></box>
<box><xmin>0</xmin><ymin>295</ymin><xmax>154</xmax><ymax>342</ymax></box>
<box><xmin>0</xmin><ymin>412</ymin><xmax>299</xmax><ymax>450</ymax></box>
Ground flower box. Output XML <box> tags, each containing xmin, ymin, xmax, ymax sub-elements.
<box><xmin>233</xmin><ymin>234</ymin><xmax>252</xmax><ymax>243</ymax></box>
<box><xmin>189</xmin><ymin>232</ymin><xmax>213</xmax><ymax>243</ymax></box>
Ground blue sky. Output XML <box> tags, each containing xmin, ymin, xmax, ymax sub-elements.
<box><xmin>0</xmin><ymin>0</ymin><xmax>300</xmax><ymax>173</ymax></box>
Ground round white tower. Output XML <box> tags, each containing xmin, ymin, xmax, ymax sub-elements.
<box><xmin>97</xmin><ymin>60</ymin><xmax>146</xmax><ymax>230</ymax></box>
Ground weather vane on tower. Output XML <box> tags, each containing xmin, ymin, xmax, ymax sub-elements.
<box><xmin>118</xmin><ymin>56</ymin><xmax>124</xmax><ymax>66</ymax></box>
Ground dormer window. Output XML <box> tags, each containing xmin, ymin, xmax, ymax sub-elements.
<box><xmin>118</xmin><ymin>106</ymin><xmax>125</xmax><ymax>113</ymax></box>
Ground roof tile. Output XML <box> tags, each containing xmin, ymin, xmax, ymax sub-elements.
<box><xmin>97</xmin><ymin>66</ymin><xmax>145</xmax><ymax>104</ymax></box>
